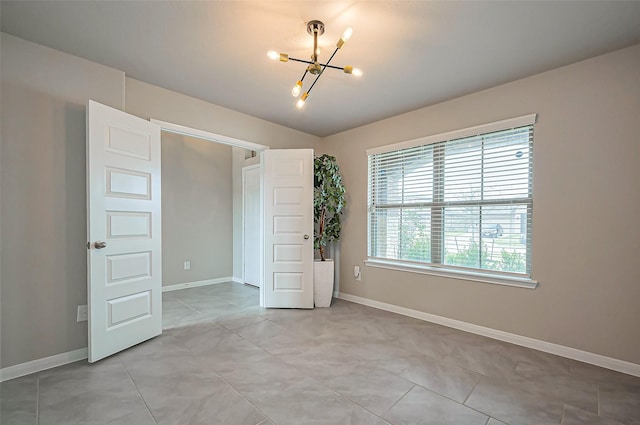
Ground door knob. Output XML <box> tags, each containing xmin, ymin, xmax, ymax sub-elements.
<box><xmin>304</xmin><ymin>234</ymin><xmax>310</xmax><ymax>240</ymax></box>
<box><xmin>93</xmin><ymin>241</ymin><xmax>107</xmax><ymax>249</ymax></box>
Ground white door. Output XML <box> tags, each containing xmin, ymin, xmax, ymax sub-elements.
<box><xmin>243</xmin><ymin>165</ymin><xmax>261</xmax><ymax>287</ymax></box>
<box><xmin>87</xmin><ymin>100</ymin><xmax>162</xmax><ymax>362</ymax></box>
<box><xmin>262</xmin><ymin>149</ymin><xmax>314</xmax><ymax>308</ymax></box>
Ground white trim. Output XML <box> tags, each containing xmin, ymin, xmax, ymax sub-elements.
<box><xmin>364</xmin><ymin>258</ymin><xmax>538</xmax><ymax>289</ymax></box>
<box><xmin>242</xmin><ymin>164</ymin><xmax>263</xmax><ymax>290</ymax></box>
<box><xmin>232</xmin><ymin>276</ymin><xmax>244</xmax><ymax>284</ymax></box>
<box><xmin>335</xmin><ymin>292</ymin><xmax>640</xmax><ymax>377</ymax></box>
<box><xmin>0</xmin><ymin>348</ymin><xmax>88</xmax><ymax>382</ymax></box>
<box><xmin>366</xmin><ymin>113</ymin><xmax>537</xmax><ymax>156</ymax></box>
<box><xmin>162</xmin><ymin>277</ymin><xmax>233</xmax><ymax>292</ymax></box>
<box><xmin>151</xmin><ymin>119</ymin><xmax>270</xmax><ymax>152</ymax></box>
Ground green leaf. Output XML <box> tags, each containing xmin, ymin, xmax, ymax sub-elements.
<box><xmin>313</xmin><ymin>154</ymin><xmax>346</xmax><ymax>257</ymax></box>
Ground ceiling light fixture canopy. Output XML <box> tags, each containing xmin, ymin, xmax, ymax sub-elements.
<box><xmin>267</xmin><ymin>20</ymin><xmax>362</xmax><ymax>109</ymax></box>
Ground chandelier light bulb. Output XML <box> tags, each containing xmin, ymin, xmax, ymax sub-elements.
<box><xmin>337</xmin><ymin>28</ymin><xmax>353</xmax><ymax>49</ymax></box>
<box><xmin>342</xmin><ymin>27</ymin><xmax>353</xmax><ymax>42</ymax></box>
<box><xmin>267</xmin><ymin>50</ymin><xmax>289</xmax><ymax>62</ymax></box>
<box><xmin>291</xmin><ymin>80</ymin><xmax>303</xmax><ymax>97</ymax></box>
<box><xmin>296</xmin><ymin>92</ymin><xmax>309</xmax><ymax>109</ymax></box>
<box><xmin>343</xmin><ymin>65</ymin><xmax>362</xmax><ymax>77</ymax></box>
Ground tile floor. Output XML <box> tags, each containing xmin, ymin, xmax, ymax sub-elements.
<box><xmin>1</xmin><ymin>282</ymin><xmax>639</xmax><ymax>425</ymax></box>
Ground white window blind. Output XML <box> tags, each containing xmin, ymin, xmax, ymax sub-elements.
<box><xmin>368</xmin><ymin>116</ymin><xmax>534</xmax><ymax>277</ymax></box>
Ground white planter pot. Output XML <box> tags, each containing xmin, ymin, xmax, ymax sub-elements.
<box><xmin>313</xmin><ymin>259</ymin><xmax>334</xmax><ymax>307</ymax></box>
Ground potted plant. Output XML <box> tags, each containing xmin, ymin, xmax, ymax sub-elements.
<box><xmin>313</xmin><ymin>154</ymin><xmax>346</xmax><ymax>307</ymax></box>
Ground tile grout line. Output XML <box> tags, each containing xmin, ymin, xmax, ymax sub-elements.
<box><xmin>382</xmin><ymin>383</ymin><xmax>416</xmax><ymax>417</ymax></box>
<box><xmin>173</xmin><ymin>297</ymin><xmax>205</xmax><ymax>314</ymax></box>
<box><xmin>462</xmin><ymin>378</ymin><xmax>481</xmax><ymax>405</ymax></box>
<box><xmin>413</xmin><ymin>382</ymin><xmax>493</xmax><ymax>420</ymax></box>
<box><xmin>35</xmin><ymin>373</ymin><xmax>40</xmax><ymax>425</ymax></box>
<box><xmin>122</xmin><ymin>362</ymin><xmax>160</xmax><ymax>425</ymax></box>
<box><xmin>175</xmin><ymin>319</ymin><xmax>275</xmax><ymax>424</ymax></box>
<box><xmin>212</xmin><ymin>365</ymin><xmax>274</xmax><ymax>423</ymax></box>
<box><xmin>596</xmin><ymin>382</ymin><xmax>600</xmax><ymax>417</ymax></box>
<box><xmin>560</xmin><ymin>403</ymin><xmax>567</xmax><ymax>425</ymax></box>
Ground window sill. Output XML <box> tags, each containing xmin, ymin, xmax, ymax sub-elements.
<box><xmin>363</xmin><ymin>258</ymin><xmax>538</xmax><ymax>289</ymax></box>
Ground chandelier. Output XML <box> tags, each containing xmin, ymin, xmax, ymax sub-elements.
<box><xmin>267</xmin><ymin>20</ymin><xmax>362</xmax><ymax>109</ymax></box>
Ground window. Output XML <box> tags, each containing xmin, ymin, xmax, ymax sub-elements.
<box><xmin>367</xmin><ymin>115</ymin><xmax>535</xmax><ymax>283</ymax></box>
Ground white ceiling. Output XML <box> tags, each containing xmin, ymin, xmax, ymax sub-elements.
<box><xmin>2</xmin><ymin>1</ymin><xmax>640</xmax><ymax>137</ymax></box>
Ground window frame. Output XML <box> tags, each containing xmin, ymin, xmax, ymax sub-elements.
<box><xmin>366</xmin><ymin>114</ymin><xmax>538</xmax><ymax>289</ymax></box>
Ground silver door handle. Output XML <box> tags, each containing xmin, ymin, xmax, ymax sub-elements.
<box><xmin>304</xmin><ymin>234</ymin><xmax>310</xmax><ymax>240</ymax></box>
<box><xmin>93</xmin><ymin>241</ymin><xmax>107</xmax><ymax>249</ymax></box>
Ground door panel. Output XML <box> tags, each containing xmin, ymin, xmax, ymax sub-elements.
<box><xmin>87</xmin><ymin>100</ymin><xmax>162</xmax><ymax>362</ymax></box>
<box><xmin>263</xmin><ymin>149</ymin><xmax>314</xmax><ymax>308</ymax></box>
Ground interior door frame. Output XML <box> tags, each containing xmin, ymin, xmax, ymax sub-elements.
<box><xmin>242</xmin><ymin>163</ymin><xmax>262</xmax><ymax>289</ymax></box>
<box><xmin>150</xmin><ymin>120</ymin><xmax>269</xmax><ymax>152</ymax></box>
<box><xmin>150</xmin><ymin>119</ymin><xmax>269</xmax><ymax>306</ymax></box>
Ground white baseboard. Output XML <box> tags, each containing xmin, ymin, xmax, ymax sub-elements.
<box><xmin>6</xmin><ymin>291</ymin><xmax>636</xmax><ymax>382</ymax></box>
<box><xmin>231</xmin><ymin>276</ymin><xmax>244</xmax><ymax>284</ymax></box>
<box><xmin>336</xmin><ymin>292</ymin><xmax>640</xmax><ymax>378</ymax></box>
<box><xmin>162</xmin><ymin>276</ymin><xmax>234</xmax><ymax>292</ymax></box>
<box><xmin>0</xmin><ymin>347</ymin><xmax>88</xmax><ymax>382</ymax></box>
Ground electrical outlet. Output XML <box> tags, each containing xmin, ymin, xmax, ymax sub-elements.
<box><xmin>77</xmin><ymin>305</ymin><xmax>88</xmax><ymax>322</ymax></box>
<box><xmin>184</xmin><ymin>261</ymin><xmax>191</xmax><ymax>270</ymax></box>
<box><xmin>354</xmin><ymin>265</ymin><xmax>361</xmax><ymax>281</ymax></box>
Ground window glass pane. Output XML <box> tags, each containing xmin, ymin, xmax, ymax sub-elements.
<box><xmin>403</xmin><ymin>148</ymin><xmax>433</xmax><ymax>205</ymax></box>
<box><xmin>399</xmin><ymin>208</ymin><xmax>431</xmax><ymax>262</ymax></box>
<box><xmin>483</xmin><ymin>128</ymin><xmax>531</xmax><ymax>200</ymax></box>
<box><xmin>373</xmin><ymin>147</ymin><xmax>433</xmax><ymax>206</ymax></box>
<box><xmin>376</xmin><ymin>159</ymin><xmax>403</xmax><ymax>205</ymax></box>
<box><xmin>443</xmin><ymin>205</ymin><xmax>528</xmax><ymax>273</ymax></box>
<box><xmin>443</xmin><ymin>138</ymin><xmax>482</xmax><ymax>202</ymax></box>
<box><xmin>370</xmin><ymin>208</ymin><xmax>400</xmax><ymax>260</ymax></box>
<box><xmin>480</xmin><ymin>205</ymin><xmax>528</xmax><ymax>273</ymax></box>
<box><xmin>444</xmin><ymin>206</ymin><xmax>480</xmax><ymax>268</ymax></box>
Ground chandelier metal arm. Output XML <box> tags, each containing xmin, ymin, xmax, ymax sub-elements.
<box><xmin>306</xmin><ymin>72</ymin><xmax>323</xmax><ymax>97</ymax></box>
<box><xmin>288</xmin><ymin>56</ymin><xmax>344</xmax><ymax>71</ymax></box>
<box><xmin>323</xmin><ymin>47</ymin><xmax>340</xmax><ymax>70</ymax></box>
<box><xmin>305</xmin><ymin>46</ymin><xmax>340</xmax><ymax>96</ymax></box>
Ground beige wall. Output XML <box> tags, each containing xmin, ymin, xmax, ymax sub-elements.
<box><xmin>320</xmin><ymin>44</ymin><xmax>640</xmax><ymax>364</ymax></box>
<box><xmin>0</xmin><ymin>33</ymin><xmax>125</xmax><ymax>368</ymax></box>
<box><xmin>161</xmin><ymin>133</ymin><xmax>233</xmax><ymax>287</ymax></box>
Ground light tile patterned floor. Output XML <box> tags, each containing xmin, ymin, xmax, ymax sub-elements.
<box><xmin>1</xmin><ymin>282</ymin><xmax>639</xmax><ymax>425</ymax></box>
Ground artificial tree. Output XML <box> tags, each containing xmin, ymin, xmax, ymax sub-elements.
<box><xmin>314</xmin><ymin>154</ymin><xmax>346</xmax><ymax>261</ymax></box>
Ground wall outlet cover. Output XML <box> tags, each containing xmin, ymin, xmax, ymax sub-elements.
<box><xmin>77</xmin><ymin>305</ymin><xmax>88</xmax><ymax>322</ymax></box>
<box><xmin>184</xmin><ymin>261</ymin><xmax>191</xmax><ymax>270</ymax></box>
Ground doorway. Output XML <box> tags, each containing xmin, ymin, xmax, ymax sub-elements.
<box><xmin>153</xmin><ymin>120</ymin><xmax>269</xmax><ymax>296</ymax></box>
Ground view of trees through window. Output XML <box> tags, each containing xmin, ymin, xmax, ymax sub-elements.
<box><xmin>368</xmin><ymin>125</ymin><xmax>533</xmax><ymax>276</ymax></box>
